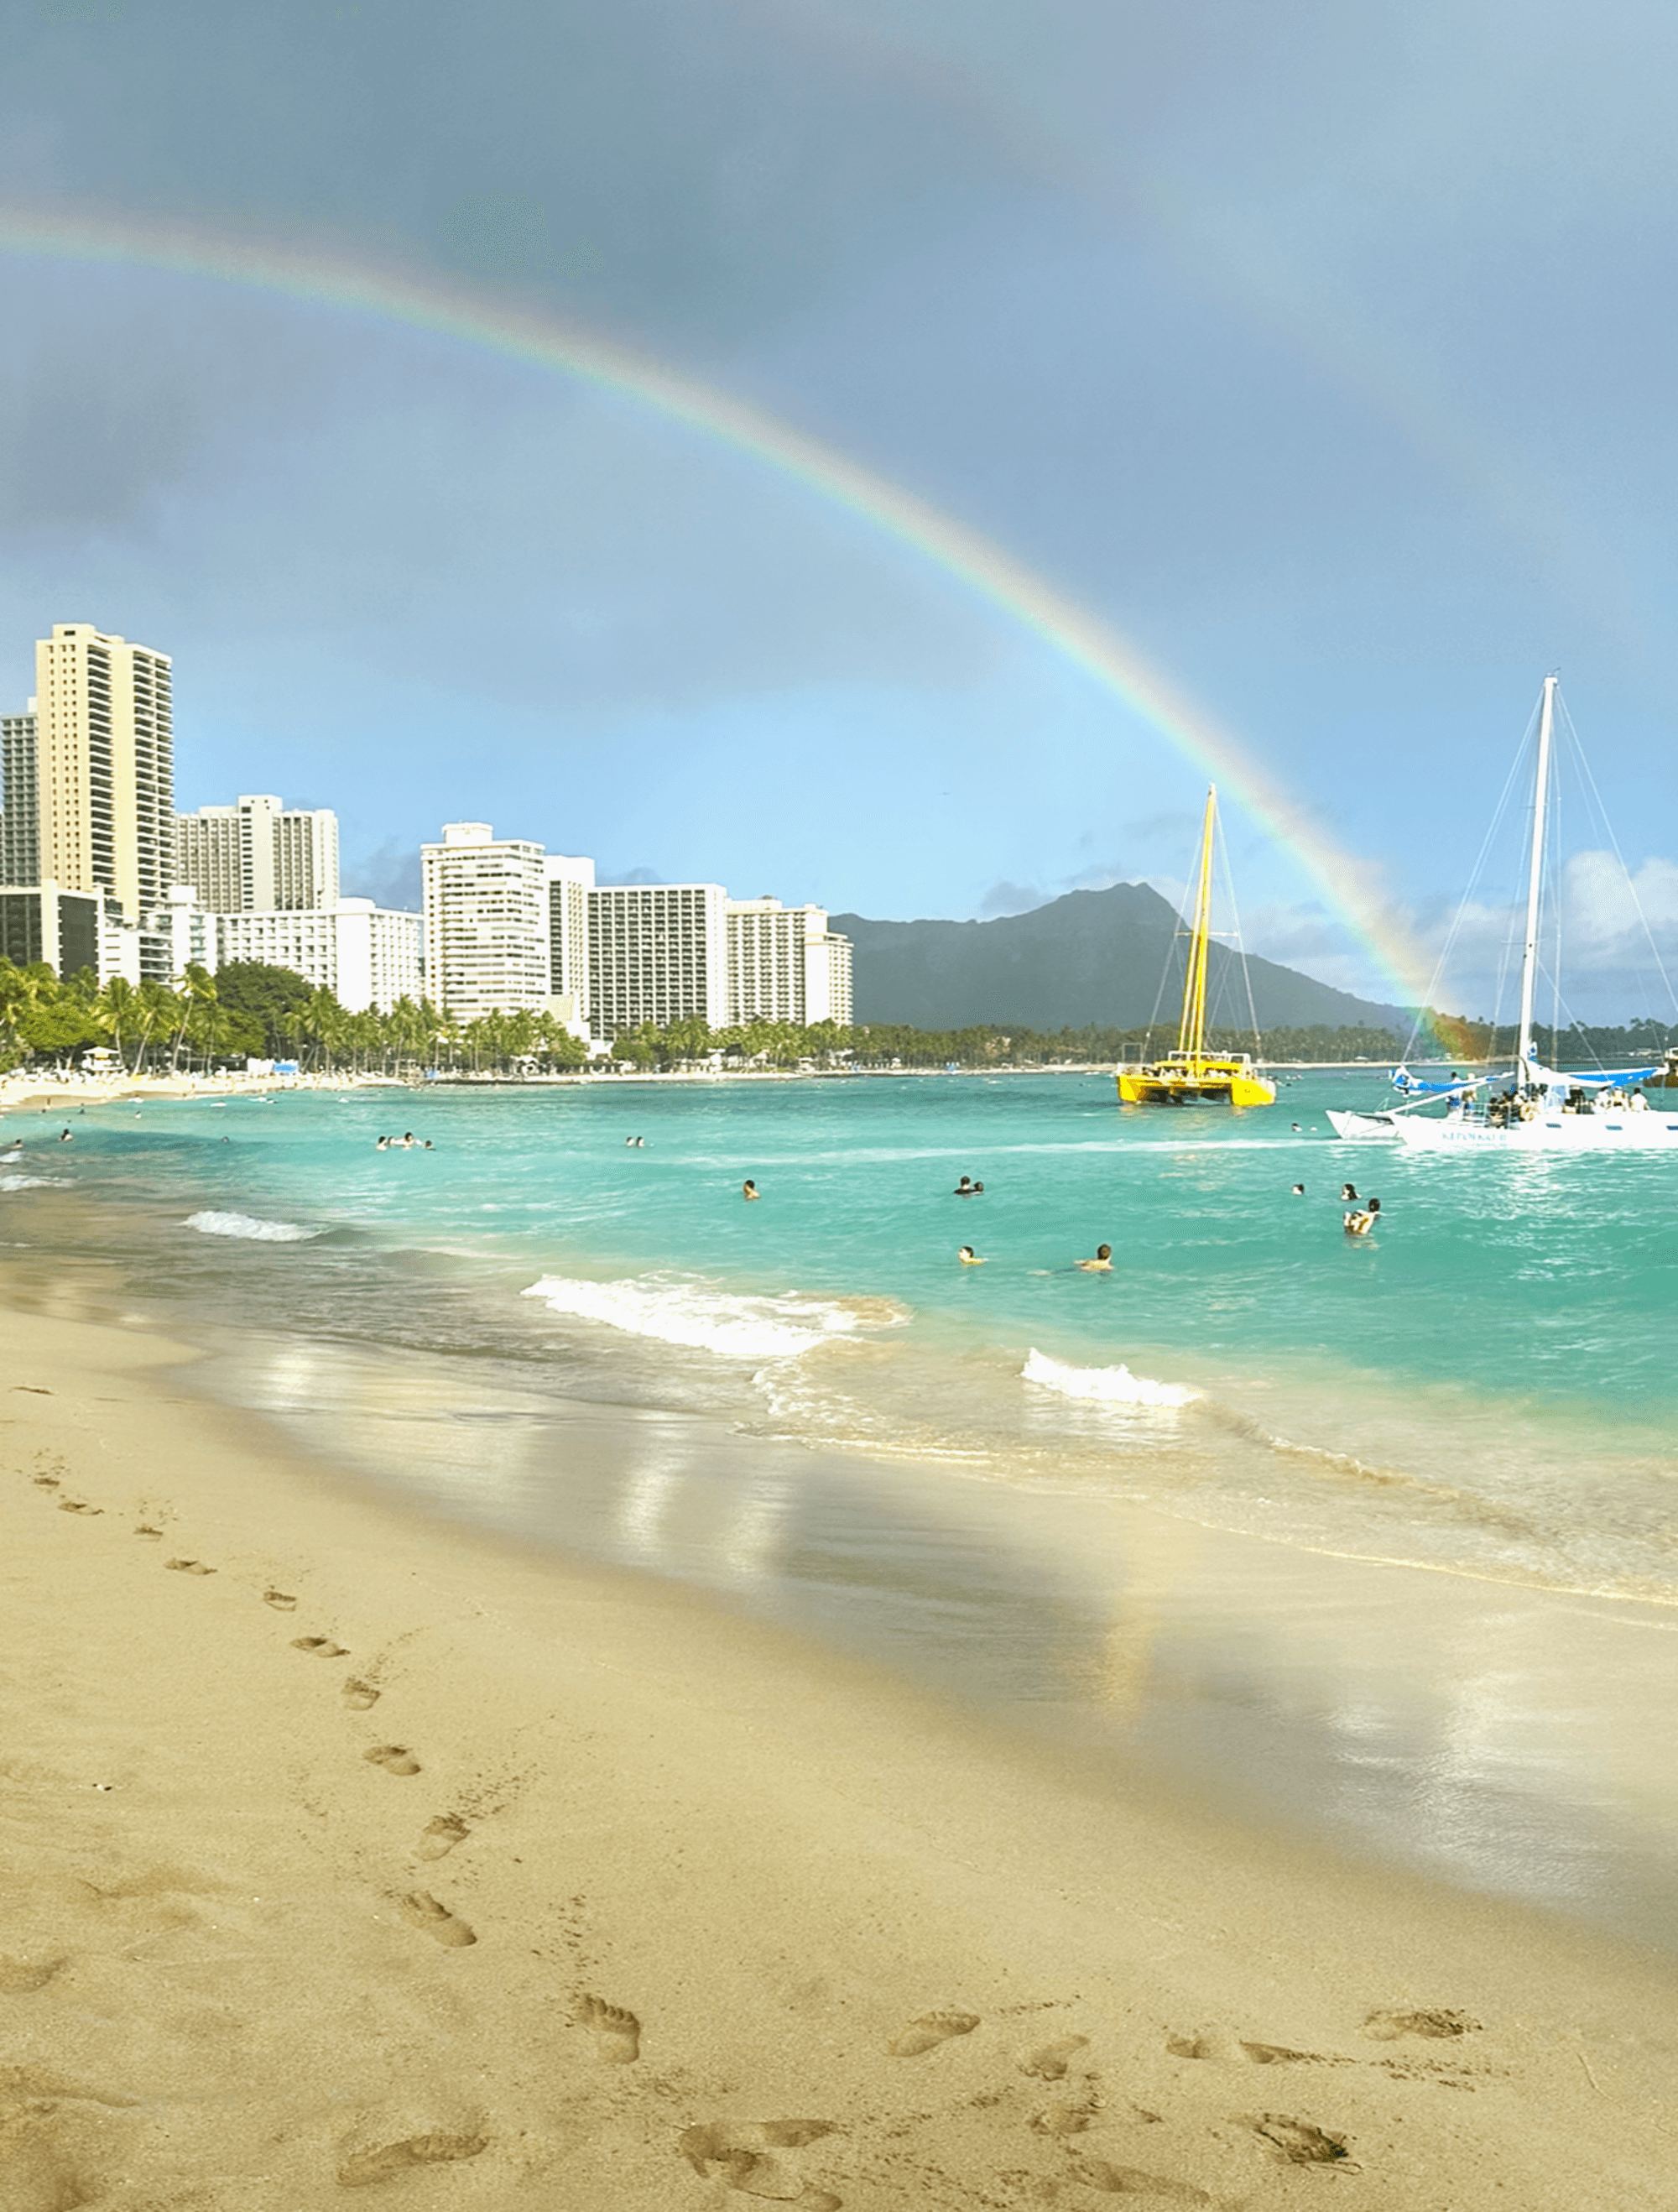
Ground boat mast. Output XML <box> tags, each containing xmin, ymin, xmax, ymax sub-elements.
<box><xmin>1516</xmin><ymin>676</ymin><xmax>1556</xmax><ymax>1088</ymax></box>
<box><xmin>1177</xmin><ymin>785</ymin><xmax>1217</xmax><ymax>1060</ymax></box>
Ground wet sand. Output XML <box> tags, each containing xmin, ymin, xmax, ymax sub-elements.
<box><xmin>5</xmin><ymin>1300</ymin><xmax>1678</xmax><ymax>2207</ymax></box>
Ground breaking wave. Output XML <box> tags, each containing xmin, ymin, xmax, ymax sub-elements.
<box><xmin>185</xmin><ymin>1210</ymin><xmax>321</xmax><ymax>1243</ymax></box>
<box><xmin>1022</xmin><ymin>1346</ymin><xmax>1200</xmax><ymax>1408</ymax></box>
<box><xmin>522</xmin><ymin>1272</ymin><xmax>909</xmax><ymax>1359</ymax></box>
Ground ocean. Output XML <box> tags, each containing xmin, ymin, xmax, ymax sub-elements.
<box><xmin>9</xmin><ymin>1068</ymin><xmax>1678</xmax><ymax>1936</ymax></box>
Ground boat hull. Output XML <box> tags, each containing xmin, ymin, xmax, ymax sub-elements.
<box><xmin>1325</xmin><ymin>1109</ymin><xmax>1402</xmax><ymax>1140</ymax></box>
<box><xmin>1118</xmin><ymin>1067</ymin><xmax>1276</xmax><ymax>1107</ymax></box>
<box><xmin>1394</xmin><ymin>1110</ymin><xmax>1678</xmax><ymax>1151</ymax></box>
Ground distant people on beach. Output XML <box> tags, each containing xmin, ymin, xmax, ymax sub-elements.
<box><xmin>742</xmin><ymin>1179</ymin><xmax>760</xmax><ymax>1201</ymax></box>
<box><xmin>1076</xmin><ymin>1244</ymin><xmax>1113</xmax><ymax>1271</ymax></box>
<box><xmin>1344</xmin><ymin>1197</ymin><xmax>1381</xmax><ymax>1236</ymax></box>
<box><xmin>958</xmin><ymin>1245</ymin><xmax>986</xmax><ymax>1265</ymax></box>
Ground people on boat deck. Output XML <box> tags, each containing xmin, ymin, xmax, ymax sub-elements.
<box><xmin>1630</xmin><ymin>1088</ymin><xmax>1649</xmax><ymax>1111</ymax></box>
<box><xmin>1076</xmin><ymin>1244</ymin><xmax>1114</xmax><ymax>1271</ymax></box>
<box><xmin>958</xmin><ymin>1245</ymin><xmax>986</xmax><ymax>1265</ymax></box>
<box><xmin>742</xmin><ymin>1179</ymin><xmax>760</xmax><ymax>1200</ymax></box>
<box><xmin>1344</xmin><ymin>1197</ymin><xmax>1381</xmax><ymax>1236</ymax></box>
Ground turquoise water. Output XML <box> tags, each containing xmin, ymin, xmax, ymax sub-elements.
<box><xmin>8</xmin><ymin>1069</ymin><xmax>1678</xmax><ymax>1604</ymax></box>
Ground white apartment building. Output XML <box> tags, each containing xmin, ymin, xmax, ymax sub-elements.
<box><xmin>158</xmin><ymin>891</ymin><xmax>421</xmax><ymax>1013</ymax></box>
<box><xmin>727</xmin><ymin>899</ymin><xmax>853</xmax><ymax>1028</ymax></box>
<box><xmin>586</xmin><ymin>882</ymin><xmax>729</xmax><ymax>1041</ymax></box>
<box><xmin>545</xmin><ymin>853</ymin><xmax>594</xmax><ymax>1034</ymax></box>
<box><xmin>420</xmin><ymin>823</ymin><xmax>550</xmax><ymax>1019</ymax></box>
<box><xmin>174</xmin><ymin>794</ymin><xmax>340</xmax><ymax>912</ymax></box>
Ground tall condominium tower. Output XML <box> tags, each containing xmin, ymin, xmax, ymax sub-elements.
<box><xmin>586</xmin><ymin>882</ymin><xmax>729</xmax><ymax>1041</ymax></box>
<box><xmin>726</xmin><ymin>899</ymin><xmax>853</xmax><ymax>1028</ymax></box>
<box><xmin>0</xmin><ymin>711</ymin><xmax>39</xmax><ymax>887</ymax></box>
<box><xmin>34</xmin><ymin>623</ymin><xmax>174</xmax><ymax>916</ymax></box>
<box><xmin>544</xmin><ymin>853</ymin><xmax>594</xmax><ymax>1030</ymax></box>
<box><xmin>420</xmin><ymin>822</ymin><xmax>550</xmax><ymax>1018</ymax></box>
<box><xmin>174</xmin><ymin>794</ymin><xmax>340</xmax><ymax>911</ymax></box>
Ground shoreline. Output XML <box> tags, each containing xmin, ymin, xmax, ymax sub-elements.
<box><xmin>6</xmin><ymin>1293</ymin><xmax>1678</xmax><ymax>2204</ymax></box>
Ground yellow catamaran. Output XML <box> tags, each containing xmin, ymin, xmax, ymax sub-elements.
<box><xmin>1116</xmin><ymin>785</ymin><xmax>1276</xmax><ymax>1108</ymax></box>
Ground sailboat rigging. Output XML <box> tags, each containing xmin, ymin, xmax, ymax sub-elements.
<box><xmin>1329</xmin><ymin>676</ymin><xmax>1678</xmax><ymax>1152</ymax></box>
<box><xmin>1116</xmin><ymin>785</ymin><xmax>1276</xmax><ymax>1108</ymax></box>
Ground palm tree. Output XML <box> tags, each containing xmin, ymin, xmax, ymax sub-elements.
<box><xmin>95</xmin><ymin>974</ymin><xmax>143</xmax><ymax>1070</ymax></box>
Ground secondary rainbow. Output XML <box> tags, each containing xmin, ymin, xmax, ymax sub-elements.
<box><xmin>0</xmin><ymin>202</ymin><xmax>1451</xmax><ymax>1035</ymax></box>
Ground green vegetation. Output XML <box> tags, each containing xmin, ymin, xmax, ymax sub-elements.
<box><xmin>0</xmin><ymin>959</ymin><xmax>589</xmax><ymax>1077</ymax></box>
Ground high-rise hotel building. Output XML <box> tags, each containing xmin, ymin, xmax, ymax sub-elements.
<box><xmin>545</xmin><ymin>853</ymin><xmax>594</xmax><ymax>1031</ymax></box>
<box><xmin>32</xmin><ymin>623</ymin><xmax>174</xmax><ymax>917</ymax></box>
<box><xmin>174</xmin><ymin>794</ymin><xmax>340</xmax><ymax>912</ymax></box>
<box><xmin>420</xmin><ymin>823</ymin><xmax>550</xmax><ymax>1018</ymax></box>
<box><xmin>726</xmin><ymin>898</ymin><xmax>853</xmax><ymax>1028</ymax></box>
<box><xmin>586</xmin><ymin>882</ymin><xmax>729</xmax><ymax>1041</ymax></box>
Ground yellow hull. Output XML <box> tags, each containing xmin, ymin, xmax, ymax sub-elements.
<box><xmin>1117</xmin><ymin>1059</ymin><xmax>1276</xmax><ymax>1108</ymax></box>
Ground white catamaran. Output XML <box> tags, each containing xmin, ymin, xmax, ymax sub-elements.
<box><xmin>1333</xmin><ymin>676</ymin><xmax>1678</xmax><ymax>1154</ymax></box>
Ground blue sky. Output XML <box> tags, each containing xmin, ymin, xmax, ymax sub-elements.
<box><xmin>3</xmin><ymin>0</ymin><xmax>1678</xmax><ymax>1020</ymax></box>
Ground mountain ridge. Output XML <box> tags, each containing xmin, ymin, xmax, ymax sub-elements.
<box><xmin>831</xmin><ymin>881</ymin><xmax>1410</xmax><ymax>1035</ymax></box>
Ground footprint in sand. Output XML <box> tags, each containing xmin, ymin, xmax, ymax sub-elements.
<box><xmin>1070</xmin><ymin>2158</ymin><xmax>1210</xmax><ymax>2202</ymax></box>
<box><xmin>418</xmin><ymin>1814</ymin><xmax>470</xmax><ymax>1860</ymax></box>
<box><xmin>58</xmin><ymin>1500</ymin><xmax>102</xmax><ymax>1515</ymax></box>
<box><xmin>1248</xmin><ymin>2115</ymin><xmax>1354</xmax><ymax>2167</ymax></box>
<box><xmin>888</xmin><ymin>2011</ymin><xmax>980</xmax><ymax>2058</ymax></box>
<box><xmin>680</xmin><ymin>2121</ymin><xmax>841</xmax><ymax>2205</ymax></box>
<box><xmin>1363</xmin><ymin>2007</ymin><xmax>1479</xmax><ymax>2042</ymax></box>
<box><xmin>133</xmin><ymin>1526</ymin><xmax>163</xmax><ymax>1539</ymax></box>
<box><xmin>292</xmin><ymin>1635</ymin><xmax>349</xmax><ymax>1656</ymax></box>
<box><xmin>165</xmin><ymin>1558</ymin><xmax>215</xmax><ymax>1575</ymax></box>
<box><xmin>399</xmin><ymin>1892</ymin><xmax>476</xmax><ymax>1948</ymax></box>
<box><xmin>1020</xmin><ymin>2032</ymin><xmax>1090</xmax><ymax>2079</ymax></box>
<box><xmin>263</xmin><ymin>1589</ymin><xmax>297</xmax><ymax>1610</ymax></box>
<box><xmin>337</xmin><ymin>2131</ymin><xmax>488</xmax><ymax>2186</ymax></box>
<box><xmin>1030</xmin><ymin>2084</ymin><xmax>1104</xmax><ymax>2137</ymax></box>
<box><xmin>31</xmin><ymin>1474</ymin><xmax>60</xmax><ymax>1488</ymax></box>
<box><xmin>0</xmin><ymin>1954</ymin><xmax>65</xmax><ymax>1993</ymax></box>
<box><xmin>578</xmin><ymin>1993</ymin><xmax>642</xmax><ymax>2063</ymax></box>
<box><xmin>1169</xmin><ymin>2030</ymin><xmax>1312</xmax><ymax>2065</ymax></box>
<box><xmin>364</xmin><ymin>1745</ymin><xmax>422</xmax><ymax>1776</ymax></box>
<box><xmin>342</xmin><ymin>1678</ymin><xmax>380</xmax><ymax>1708</ymax></box>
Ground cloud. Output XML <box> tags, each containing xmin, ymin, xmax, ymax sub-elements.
<box><xmin>341</xmin><ymin>837</ymin><xmax>420</xmax><ymax>912</ymax></box>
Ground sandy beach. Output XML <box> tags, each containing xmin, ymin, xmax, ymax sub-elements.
<box><xmin>5</xmin><ymin>1300</ymin><xmax>1678</xmax><ymax>2209</ymax></box>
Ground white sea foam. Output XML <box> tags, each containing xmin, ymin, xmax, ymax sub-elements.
<box><xmin>0</xmin><ymin>1172</ymin><xmax>68</xmax><ymax>1191</ymax></box>
<box><xmin>522</xmin><ymin>1272</ymin><xmax>907</xmax><ymax>1359</ymax></box>
<box><xmin>185</xmin><ymin>1210</ymin><xmax>321</xmax><ymax>1243</ymax></box>
<box><xmin>1022</xmin><ymin>1346</ymin><xmax>1200</xmax><ymax>1408</ymax></box>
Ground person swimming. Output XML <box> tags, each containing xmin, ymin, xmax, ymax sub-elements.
<box><xmin>742</xmin><ymin>1179</ymin><xmax>760</xmax><ymax>1200</ymax></box>
<box><xmin>1291</xmin><ymin>1182</ymin><xmax>1305</xmax><ymax>1195</ymax></box>
<box><xmin>1076</xmin><ymin>1244</ymin><xmax>1113</xmax><ymax>1271</ymax></box>
<box><xmin>1340</xmin><ymin>1183</ymin><xmax>1359</xmax><ymax>1202</ymax></box>
<box><xmin>1344</xmin><ymin>1197</ymin><xmax>1381</xmax><ymax>1235</ymax></box>
<box><xmin>958</xmin><ymin>1244</ymin><xmax>986</xmax><ymax>1265</ymax></box>
<box><xmin>953</xmin><ymin>1175</ymin><xmax>974</xmax><ymax>1194</ymax></box>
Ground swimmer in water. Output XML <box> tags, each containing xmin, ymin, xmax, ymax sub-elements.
<box><xmin>953</xmin><ymin>1175</ymin><xmax>974</xmax><ymax>1194</ymax></box>
<box><xmin>375</xmin><ymin>1135</ymin><xmax>389</xmax><ymax>1150</ymax></box>
<box><xmin>958</xmin><ymin>1244</ymin><xmax>986</xmax><ymax>1264</ymax></box>
<box><xmin>1291</xmin><ymin>1182</ymin><xmax>1305</xmax><ymax>1195</ymax></box>
<box><xmin>1344</xmin><ymin>1197</ymin><xmax>1381</xmax><ymax>1235</ymax></box>
<box><xmin>742</xmin><ymin>1179</ymin><xmax>760</xmax><ymax>1200</ymax></box>
<box><xmin>401</xmin><ymin>1132</ymin><xmax>415</xmax><ymax>1148</ymax></box>
<box><xmin>1076</xmin><ymin>1244</ymin><xmax>1114</xmax><ymax>1271</ymax></box>
<box><xmin>58</xmin><ymin>1128</ymin><xmax>72</xmax><ymax>1142</ymax></box>
<box><xmin>1340</xmin><ymin>1183</ymin><xmax>1358</xmax><ymax>1202</ymax></box>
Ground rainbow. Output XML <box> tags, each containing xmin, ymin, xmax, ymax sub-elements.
<box><xmin>0</xmin><ymin>202</ymin><xmax>1454</xmax><ymax>1035</ymax></box>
